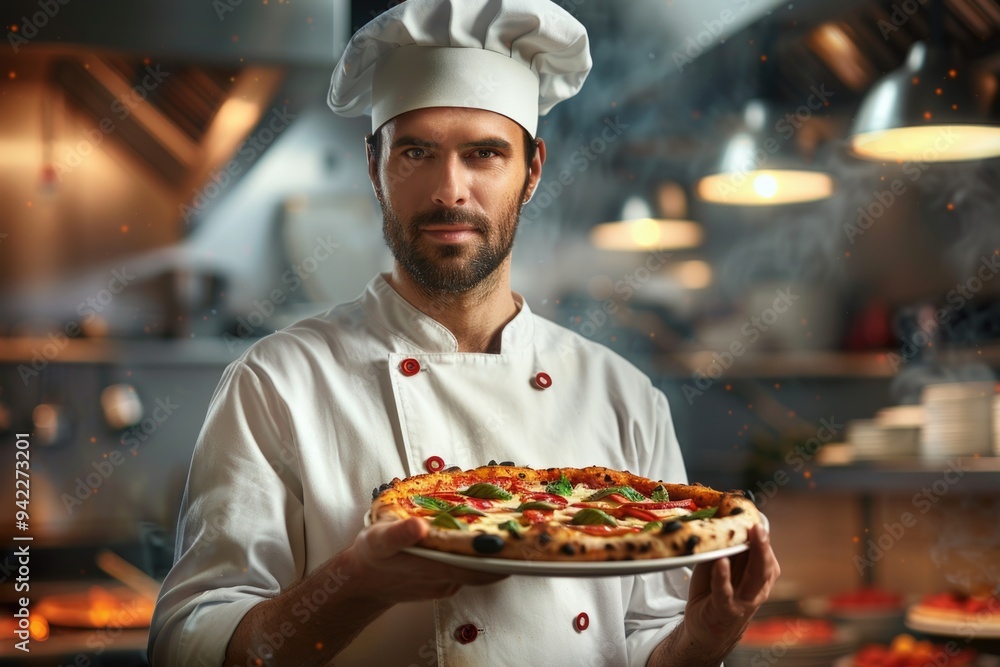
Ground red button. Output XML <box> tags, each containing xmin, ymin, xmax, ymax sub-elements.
<box><xmin>400</xmin><ymin>358</ymin><xmax>421</xmax><ymax>376</ymax></box>
<box><xmin>425</xmin><ymin>456</ymin><xmax>445</xmax><ymax>473</ymax></box>
<box><xmin>574</xmin><ymin>612</ymin><xmax>589</xmax><ymax>632</ymax></box>
<box><xmin>533</xmin><ymin>372</ymin><xmax>552</xmax><ymax>390</ymax></box>
<box><xmin>455</xmin><ymin>623</ymin><xmax>478</xmax><ymax>644</ymax></box>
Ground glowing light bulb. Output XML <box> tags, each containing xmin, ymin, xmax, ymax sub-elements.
<box><xmin>753</xmin><ymin>173</ymin><xmax>778</xmax><ymax>199</ymax></box>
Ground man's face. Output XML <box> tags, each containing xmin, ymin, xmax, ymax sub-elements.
<box><xmin>368</xmin><ymin>107</ymin><xmax>539</xmax><ymax>294</ymax></box>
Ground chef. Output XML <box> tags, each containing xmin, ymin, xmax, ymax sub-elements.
<box><xmin>148</xmin><ymin>0</ymin><xmax>780</xmax><ymax>665</ymax></box>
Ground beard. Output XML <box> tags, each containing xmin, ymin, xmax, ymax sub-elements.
<box><xmin>380</xmin><ymin>183</ymin><xmax>527</xmax><ymax>294</ymax></box>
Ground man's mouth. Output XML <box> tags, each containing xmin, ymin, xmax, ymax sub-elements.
<box><xmin>419</xmin><ymin>224</ymin><xmax>481</xmax><ymax>242</ymax></box>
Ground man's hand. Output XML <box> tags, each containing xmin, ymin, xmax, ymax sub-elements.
<box><xmin>683</xmin><ymin>524</ymin><xmax>780</xmax><ymax>647</ymax></box>
<box><xmin>647</xmin><ymin>523</ymin><xmax>780</xmax><ymax>667</ymax></box>
<box><xmin>341</xmin><ymin>517</ymin><xmax>509</xmax><ymax>605</ymax></box>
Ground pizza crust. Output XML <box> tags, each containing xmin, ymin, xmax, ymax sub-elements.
<box><xmin>371</xmin><ymin>465</ymin><xmax>763</xmax><ymax>562</ymax></box>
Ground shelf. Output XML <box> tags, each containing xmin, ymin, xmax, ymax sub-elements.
<box><xmin>786</xmin><ymin>457</ymin><xmax>1000</xmax><ymax>493</ymax></box>
<box><xmin>0</xmin><ymin>337</ymin><xmax>243</xmax><ymax>366</ymax></box>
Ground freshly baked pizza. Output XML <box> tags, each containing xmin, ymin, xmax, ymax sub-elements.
<box><xmin>369</xmin><ymin>465</ymin><xmax>763</xmax><ymax>561</ymax></box>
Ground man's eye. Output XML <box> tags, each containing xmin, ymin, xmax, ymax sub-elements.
<box><xmin>404</xmin><ymin>148</ymin><xmax>426</xmax><ymax>159</ymax></box>
<box><xmin>474</xmin><ymin>149</ymin><xmax>498</xmax><ymax>159</ymax></box>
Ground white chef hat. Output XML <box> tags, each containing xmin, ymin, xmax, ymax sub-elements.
<box><xmin>327</xmin><ymin>0</ymin><xmax>592</xmax><ymax>137</ymax></box>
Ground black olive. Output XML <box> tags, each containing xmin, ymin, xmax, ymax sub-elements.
<box><xmin>538</xmin><ymin>533</ymin><xmax>552</xmax><ymax>546</ymax></box>
<box><xmin>730</xmin><ymin>507</ymin><xmax>744</xmax><ymax>515</ymax></box>
<box><xmin>684</xmin><ymin>535</ymin><xmax>701</xmax><ymax>554</ymax></box>
<box><xmin>560</xmin><ymin>544</ymin><xmax>575</xmax><ymax>556</ymax></box>
<box><xmin>472</xmin><ymin>534</ymin><xmax>505</xmax><ymax>555</ymax></box>
<box><xmin>660</xmin><ymin>520</ymin><xmax>684</xmax><ymax>534</ymax></box>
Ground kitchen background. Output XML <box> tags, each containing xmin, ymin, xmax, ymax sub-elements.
<box><xmin>1</xmin><ymin>0</ymin><xmax>999</xmax><ymax>664</ymax></box>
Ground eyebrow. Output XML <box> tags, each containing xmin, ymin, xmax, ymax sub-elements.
<box><xmin>390</xmin><ymin>136</ymin><xmax>514</xmax><ymax>151</ymax></box>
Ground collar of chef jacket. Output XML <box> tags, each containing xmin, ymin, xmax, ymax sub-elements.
<box><xmin>363</xmin><ymin>273</ymin><xmax>534</xmax><ymax>355</ymax></box>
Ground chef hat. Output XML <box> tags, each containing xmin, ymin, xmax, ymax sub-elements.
<box><xmin>327</xmin><ymin>0</ymin><xmax>592</xmax><ymax>136</ymax></box>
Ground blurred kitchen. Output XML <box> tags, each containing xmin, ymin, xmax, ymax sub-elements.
<box><xmin>2</xmin><ymin>0</ymin><xmax>1000</xmax><ymax>663</ymax></box>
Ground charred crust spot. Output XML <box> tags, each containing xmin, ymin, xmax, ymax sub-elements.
<box><xmin>604</xmin><ymin>543</ymin><xmax>615</xmax><ymax>551</ymax></box>
<box><xmin>580</xmin><ymin>544</ymin><xmax>586</xmax><ymax>554</ymax></box>
<box><xmin>472</xmin><ymin>534</ymin><xmax>505</xmax><ymax>555</ymax></box>
<box><xmin>729</xmin><ymin>530</ymin><xmax>736</xmax><ymax>540</ymax></box>
<box><xmin>444</xmin><ymin>466</ymin><xmax>462</xmax><ymax>472</ymax></box>
<box><xmin>487</xmin><ymin>460</ymin><xmax>498</xmax><ymax>466</ymax></box>
<box><xmin>684</xmin><ymin>535</ymin><xmax>701</xmax><ymax>555</ymax></box>
<box><xmin>661</xmin><ymin>520</ymin><xmax>684</xmax><ymax>535</ymax></box>
<box><xmin>604</xmin><ymin>474</ymin><xmax>613</xmax><ymax>482</ymax></box>
<box><xmin>639</xmin><ymin>543</ymin><xmax>652</xmax><ymax>553</ymax></box>
<box><xmin>625</xmin><ymin>542</ymin><xmax>636</xmax><ymax>552</ymax></box>
<box><xmin>371</xmin><ymin>487</ymin><xmax>378</xmax><ymax>500</ymax></box>
<box><xmin>730</xmin><ymin>507</ymin><xmax>744</xmax><ymax>515</ymax></box>
<box><xmin>518</xmin><ymin>472</ymin><xmax>526</xmax><ymax>479</ymax></box>
<box><xmin>560</xmin><ymin>544</ymin><xmax>575</xmax><ymax>556</ymax></box>
<box><xmin>500</xmin><ymin>460</ymin><xmax>515</xmax><ymax>466</ymax></box>
<box><xmin>538</xmin><ymin>533</ymin><xmax>552</xmax><ymax>547</ymax></box>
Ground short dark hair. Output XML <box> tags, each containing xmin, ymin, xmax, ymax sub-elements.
<box><xmin>365</xmin><ymin>126</ymin><xmax>538</xmax><ymax>172</ymax></box>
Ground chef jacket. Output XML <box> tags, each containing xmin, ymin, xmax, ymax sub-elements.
<box><xmin>148</xmin><ymin>273</ymin><xmax>692</xmax><ymax>667</ymax></box>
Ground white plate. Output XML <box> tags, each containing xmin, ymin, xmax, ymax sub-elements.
<box><xmin>905</xmin><ymin>607</ymin><xmax>1000</xmax><ymax>639</ymax></box>
<box><xmin>401</xmin><ymin>540</ymin><xmax>751</xmax><ymax>577</ymax></box>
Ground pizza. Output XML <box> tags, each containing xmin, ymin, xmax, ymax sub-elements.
<box><xmin>907</xmin><ymin>591</ymin><xmax>1000</xmax><ymax>635</ymax></box>
<box><xmin>369</xmin><ymin>464</ymin><xmax>763</xmax><ymax>561</ymax></box>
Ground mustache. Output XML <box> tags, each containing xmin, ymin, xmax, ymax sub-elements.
<box><xmin>409</xmin><ymin>208</ymin><xmax>490</xmax><ymax>232</ymax></box>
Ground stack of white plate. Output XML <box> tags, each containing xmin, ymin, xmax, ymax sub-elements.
<box><xmin>874</xmin><ymin>405</ymin><xmax>923</xmax><ymax>459</ymax></box>
<box><xmin>847</xmin><ymin>420</ymin><xmax>887</xmax><ymax>461</ymax></box>
<box><xmin>921</xmin><ymin>382</ymin><xmax>994</xmax><ymax>459</ymax></box>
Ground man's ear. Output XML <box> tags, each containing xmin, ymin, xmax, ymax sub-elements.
<box><xmin>365</xmin><ymin>134</ymin><xmax>382</xmax><ymax>203</ymax></box>
<box><xmin>524</xmin><ymin>137</ymin><xmax>546</xmax><ymax>202</ymax></box>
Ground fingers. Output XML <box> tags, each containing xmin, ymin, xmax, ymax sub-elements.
<box><xmin>362</xmin><ymin>517</ymin><xmax>428</xmax><ymax>560</ymax></box>
<box><xmin>734</xmin><ymin>524</ymin><xmax>781</xmax><ymax>604</ymax></box>
<box><xmin>711</xmin><ymin>557</ymin><xmax>735</xmax><ymax>610</ymax></box>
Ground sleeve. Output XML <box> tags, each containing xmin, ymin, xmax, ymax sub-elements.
<box><xmin>147</xmin><ymin>360</ymin><xmax>306</xmax><ymax>667</ymax></box>
<box><xmin>624</xmin><ymin>388</ymin><xmax>693</xmax><ymax>667</ymax></box>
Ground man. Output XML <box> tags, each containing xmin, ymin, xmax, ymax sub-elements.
<box><xmin>148</xmin><ymin>1</ymin><xmax>780</xmax><ymax>665</ymax></box>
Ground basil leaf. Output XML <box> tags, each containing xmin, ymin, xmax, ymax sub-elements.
<box><xmin>570</xmin><ymin>508</ymin><xmax>617</xmax><ymax>527</ymax></box>
<box><xmin>448</xmin><ymin>504</ymin><xmax>486</xmax><ymax>517</ymax></box>
<box><xmin>545</xmin><ymin>474</ymin><xmax>573</xmax><ymax>497</ymax></box>
<box><xmin>431</xmin><ymin>512</ymin><xmax>466</xmax><ymax>530</ymax></box>
<box><xmin>681</xmin><ymin>507</ymin><xmax>718</xmax><ymax>521</ymax></box>
<box><xmin>583</xmin><ymin>486</ymin><xmax>646</xmax><ymax>503</ymax></box>
<box><xmin>515</xmin><ymin>501</ymin><xmax>560</xmax><ymax>512</ymax></box>
<box><xmin>459</xmin><ymin>482</ymin><xmax>513</xmax><ymax>501</ymax></box>
<box><xmin>651</xmin><ymin>485</ymin><xmax>669</xmax><ymax>502</ymax></box>
<box><xmin>498</xmin><ymin>520</ymin><xmax>523</xmax><ymax>534</ymax></box>
<box><xmin>641</xmin><ymin>520</ymin><xmax>663</xmax><ymax>532</ymax></box>
<box><xmin>412</xmin><ymin>495</ymin><xmax>453</xmax><ymax>512</ymax></box>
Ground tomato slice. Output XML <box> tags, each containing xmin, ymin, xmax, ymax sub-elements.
<box><xmin>520</xmin><ymin>492</ymin><xmax>569</xmax><ymax>505</ymax></box>
<box><xmin>521</xmin><ymin>509</ymin><xmax>551</xmax><ymax>524</ymax></box>
<box><xmin>620</xmin><ymin>499</ymin><xmax>697</xmax><ymax>511</ymax></box>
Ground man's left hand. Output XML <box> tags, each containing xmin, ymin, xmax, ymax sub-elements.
<box><xmin>683</xmin><ymin>523</ymin><xmax>781</xmax><ymax>649</ymax></box>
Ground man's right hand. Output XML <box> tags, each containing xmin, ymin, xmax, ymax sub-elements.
<box><xmin>341</xmin><ymin>517</ymin><xmax>509</xmax><ymax>605</ymax></box>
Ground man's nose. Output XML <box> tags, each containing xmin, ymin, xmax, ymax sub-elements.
<box><xmin>430</xmin><ymin>154</ymin><xmax>470</xmax><ymax>208</ymax></box>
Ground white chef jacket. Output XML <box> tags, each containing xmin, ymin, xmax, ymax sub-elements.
<box><xmin>149</xmin><ymin>273</ymin><xmax>692</xmax><ymax>667</ymax></box>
